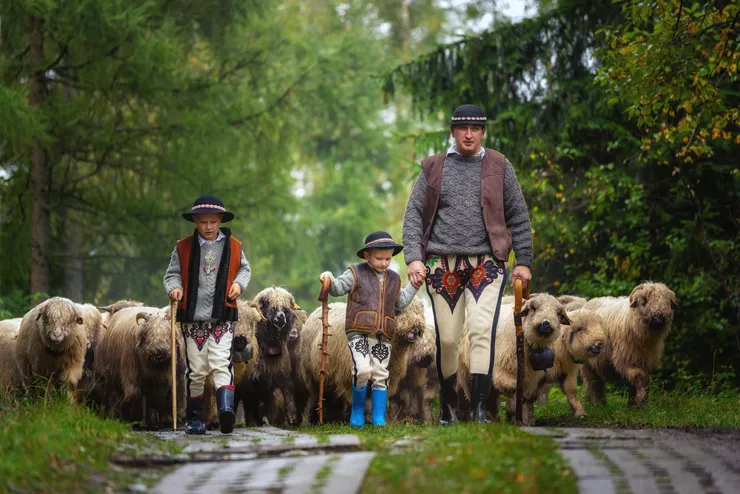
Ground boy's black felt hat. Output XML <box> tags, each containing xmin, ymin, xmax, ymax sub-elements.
<box><xmin>356</xmin><ymin>231</ymin><xmax>403</xmax><ymax>259</ymax></box>
<box><xmin>182</xmin><ymin>195</ymin><xmax>235</xmax><ymax>222</ymax></box>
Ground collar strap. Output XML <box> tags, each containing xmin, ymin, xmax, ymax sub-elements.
<box><xmin>47</xmin><ymin>347</ymin><xmax>65</xmax><ymax>357</ymax></box>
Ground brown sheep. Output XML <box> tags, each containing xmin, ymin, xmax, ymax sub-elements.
<box><xmin>582</xmin><ymin>282</ymin><xmax>676</xmax><ymax>408</ymax></box>
<box><xmin>15</xmin><ymin>298</ymin><xmax>100</xmax><ymax>401</ymax></box>
<box><xmin>300</xmin><ymin>298</ymin><xmax>427</xmax><ymax>425</ymax></box>
<box><xmin>458</xmin><ymin>294</ymin><xmax>571</xmax><ymax>425</ymax></box>
<box><xmin>557</xmin><ymin>295</ymin><xmax>588</xmax><ymax>312</ymax></box>
<box><xmin>93</xmin><ymin>306</ymin><xmax>185</xmax><ymax>429</ymax></box>
<box><xmin>290</xmin><ymin>306</ymin><xmax>309</xmax><ymax>425</ymax></box>
<box><xmin>0</xmin><ymin>319</ymin><xmax>22</xmax><ymax>397</ymax></box>
<box><xmin>535</xmin><ymin>309</ymin><xmax>606</xmax><ymax>417</ymax></box>
<box><xmin>203</xmin><ymin>300</ymin><xmax>263</xmax><ymax>429</ymax></box>
<box><xmin>388</xmin><ymin>323</ymin><xmax>436</xmax><ymax>424</ymax></box>
<box><xmin>238</xmin><ymin>287</ymin><xmax>303</xmax><ymax>426</ymax></box>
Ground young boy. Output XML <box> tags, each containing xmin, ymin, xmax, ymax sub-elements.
<box><xmin>164</xmin><ymin>195</ymin><xmax>251</xmax><ymax>435</ymax></box>
<box><xmin>319</xmin><ymin>231</ymin><xmax>419</xmax><ymax>427</ymax></box>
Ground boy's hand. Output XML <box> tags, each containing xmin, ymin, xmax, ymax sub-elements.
<box><xmin>169</xmin><ymin>288</ymin><xmax>183</xmax><ymax>302</ymax></box>
<box><xmin>228</xmin><ymin>283</ymin><xmax>242</xmax><ymax>300</ymax></box>
<box><xmin>319</xmin><ymin>271</ymin><xmax>334</xmax><ymax>283</ymax></box>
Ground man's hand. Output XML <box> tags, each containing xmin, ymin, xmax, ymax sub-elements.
<box><xmin>319</xmin><ymin>271</ymin><xmax>334</xmax><ymax>283</ymax></box>
<box><xmin>169</xmin><ymin>288</ymin><xmax>183</xmax><ymax>302</ymax></box>
<box><xmin>511</xmin><ymin>265</ymin><xmax>532</xmax><ymax>294</ymax></box>
<box><xmin>228</xmin><ymin>283</ymin><xmax>241</xmax><ymax>300</ymax></box>
<box><xmin>407</xmin><ymin>261</ymin><xmax>426</xmax><ymax>289</ymax></box>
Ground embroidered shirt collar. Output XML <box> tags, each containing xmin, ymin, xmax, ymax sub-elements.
<box><xmin>198</xmin><ymin>230</ymin><xmax>225</xmax><ymax>246</ymax></box>
<box><xmin>446</xmin><ymin>144</ymin><xmax>485</xmax><ymax>158</ymax></box>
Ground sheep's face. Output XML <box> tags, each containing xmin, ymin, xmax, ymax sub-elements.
<box><xmin>254</xmin><ymin>287</ymin><xmax>299</xmax><ymax>357</ymax></box>
<box><xmin>521</xmin><ymin>294</ymin><xmax>570</xmax><ymax>349</ymax></box>
<box><xmin>629</xmin><ymin>282</ymin><xmax>677</xmax><ymax>333</ymax></box>
<box><xmin>408</xmin><ymin>323</ymin><xmax>436</xmax><ymax>369</ymax></box>
<box><xmin>136</xmin><ymin>312</ymin><xmax>182</xmax><ymax>370</ymax></box>
<box><xmin>392</xmin><ymin>298</ymin><xmax>426</xmax><ymax>347</ymax></box>
<box><xmin>36</xmin><ymin>298</ymin><xmax>84</xmax><ymax>349</ymax></box>
<box><xmin>562</xmin><ymin>309</ymin><xmax>606</xmax><ymax>363</ymax></box>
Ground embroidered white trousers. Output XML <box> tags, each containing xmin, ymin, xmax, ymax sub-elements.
<box><xmin>347</xmin><ymin>333</ymin><xmax>392</xmax><ymax>390</ymax></box>
<box><xmin>181</xmin><ymin>320</ymin><xmax>234</xmax><ymax>398</ymax></box>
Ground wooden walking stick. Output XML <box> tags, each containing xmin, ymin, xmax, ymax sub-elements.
<box><xmin>317</xmin><ymin>277</ymin><xmax>332</xmax><ymax>424</ymax></box>
<box><xmin>170</xmin><ymin>300</ymin><xmax>178</xmax><ymax>431</ymax></box>
<box><xmin>513</xmin><ymin>278</ymin><xmax>530</xmax><ymax>426</ymax></box>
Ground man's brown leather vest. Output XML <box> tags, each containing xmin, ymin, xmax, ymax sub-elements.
<box><xmin>345</xmin><ymin>263</ymin><xmax>401</xmax><ymax>339</ymax></box>
<box><xmin>420</xmin><ymin>148</ymin><xmax>512</xmax><ymax>262</ymax></box>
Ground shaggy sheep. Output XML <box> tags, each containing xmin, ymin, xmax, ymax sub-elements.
<box><xmin>534</xmin><ymin>308</ymin><xmax>606</xmax><ymax>417</ymax></box>
<box><xmin>300</xmin><ymin>298</ymin><xmax>427</xmax><ymax>425</ymax></box>
<box><xmin>238</xmin><ymin>287</ymin><xmax>303</xmax><ymax>426</ymax></box>
<box><xmin>203</xmin><ymin>300</ymin><xmax>263</xmax><ymax>429</ymax></box>
<box><xmin>458</xmin><ymin>294</ymin><xmax>571</xmax><ymax>425</ymax></box>
<box><xmin>387</xmin><ymin>323</ymin><xmax>436</xmax><ymax>424</ymax></box>
<box><xmin>581</xmin><ymin>282</ymin><xmax>676</xmax><ymax>408</ymax></box>
<box><xmin>557</xmin><ymin>295</ymin><xmax>588</xmax><ymax>312</ymax></box>
<box><xmin>99</xmin><ymin>300</ymin><xmax>144</xmax><ymax>326</ymax></box>
<box><xmin>15</xmin><ymin>298</ymin><xmax>101</xmax><ymax>400</ymax></box>
<box><xmin>290</xmin><ymin>306</ymin><xmax>310</xmax><ymax>424</ymax></box>
<box><xmin>0</xmin><ymin>319</ymin><xmax>22</xmax><ymax>396</ymax></box>
<box><xmin>93</xmin><ymin>306</ymin><xmax>185</xmax><ymax>429</ymax></box>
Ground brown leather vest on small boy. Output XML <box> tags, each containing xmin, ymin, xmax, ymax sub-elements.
<box><xmin>420</xmin><ymin>148</ymin><xmax>512</xmax><ymax>262</ymax></box>
<box><xmin>345</xmin><ymin>263</ymin><xmax>401</xmax><ymax>339</ymax></box>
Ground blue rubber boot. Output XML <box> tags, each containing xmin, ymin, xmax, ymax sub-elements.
<box><xmin>216</xmin><ymin>386</ymin><xmax>236</xmax><ymax>434</ymax></box>
<box><xmin>185</xmin><ymin>397</ymin><xmax>206</xmax><ymax>435</ymax></box>
<box><xmin>350</xmin><ymin>384</ymin><xmax>367</xmax><ymax>428</ymax></box>
<box><xmin>371</xmin><ymin>388</ymin><xmax>388</xmax><ymax>427</ymax></box>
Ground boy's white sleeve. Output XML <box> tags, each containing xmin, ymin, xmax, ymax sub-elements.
<box><xmin>233</xmin><ymin>250</ymin><xmax>251</xmax><ymax>292</ymax></box>
<box><xmin>163</xmin><ymin>247</ymin><xmax>183</xmax><ymax>295</ymax></box>
<box><xmin>395</xmin><ymin>282</ymin><xmax>420</xmax><ymax>311</ymax></box>
<box><xmin>329</xmin><ymin>268</ymin><xmax>355</xmax><ymax>297</ymax></box>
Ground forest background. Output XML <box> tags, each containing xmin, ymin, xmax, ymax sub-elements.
<box><xmin>1</xmin><ymin>0</ymin><xmax>738</xmax><ymax>389</ymax></box>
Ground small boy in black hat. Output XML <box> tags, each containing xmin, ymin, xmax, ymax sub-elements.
<box><xmin>319</xmin><ymin>231</ymin><xmax>419</xmax><ymax>427</ymax></box>
<box><xmin>164</xmin><ymin>195</ymin><xmax>251</xmax><ymax>435</ymax></box>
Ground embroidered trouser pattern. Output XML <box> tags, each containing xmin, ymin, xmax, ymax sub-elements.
<box><xmin>347</xmin><ymin>333</ymin><xmax>392</xmax><ymax>390</ymax></box>
<box><xmin>425</xmin><ymin>254</ymin><xmax>507</xmax><ymax>379</ymax></box>
<box><xmin>181</xmin><ymin>320</ymin><xmax>234</xmax><ymax>398</ymax></box>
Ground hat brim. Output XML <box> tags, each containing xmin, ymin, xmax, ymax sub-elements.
<box><xmin>449</xmin><ymin>119</ymin><xmax>487</xmax><ymax>126</ymax></box>
<box><xmin>357</xmin><ymin>243</ymin><xmax>403</xmax><ymax>259</ymax></box>
<box><xmin>182</xmin><ymin>209</ymin><xmax>235</xmax><ymax>222</ymax></box>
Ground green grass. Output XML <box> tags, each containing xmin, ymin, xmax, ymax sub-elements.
<box><xmin>534</xmin><ymin>388</ymin><xmax>740</xmax><ymax>428</ymax></box>
<box><xmin>0</xmin><ymin>392</ymin><xmax>169</xmax><ymax>494</ymax></box>
<box><xmin>297</xmin><ymin>422</ymin><xmax>577</xmax><ymax>494</ymax></box>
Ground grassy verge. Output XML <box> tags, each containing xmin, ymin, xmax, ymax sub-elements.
<box><xmin>535</xmin><ymin>388</ymin><xmax>740</xmax><ymax>428</ymax></box>
<box><xmin>0</xmin><ymin>393</ymin><xmax>170</xmax><ymax>494</ymax></box>
<box><xmin>297</xmin><ymin>422</ymin><xmax>577</xmax><ymax>494</ymax></box>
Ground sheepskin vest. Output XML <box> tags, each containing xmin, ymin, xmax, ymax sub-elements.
<box><xmin>176</xmin><ymin>228</ymin><xmax>241</xmax><ymax>323</ymax></box>
<box><xmin>345</xmin><ymin>263</ymin><xmax>401</xmax><ymax>339</ymax></box>
<box><xmin>421</xmin><ymin>149</ymin><xmax>512</xmax><ymax>262</ymax></box>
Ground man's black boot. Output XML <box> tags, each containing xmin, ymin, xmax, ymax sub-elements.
<box><xmin>469</xmin><ymin>373</ymin><xmax>492</xmax><ymax>424</ymax></box>
<box><xmin>185</xmin><ymin>396</ymin><xmax>206</xmax><ymax>435</ymax></box>
<box><xmin>217</xmin><ymin>386</ymin><xmax>236</xmax><ymax>434</ymax></box>
<box><xmin>438</xmin><ymin>373</ymin><xmax>459</xmax><ymax>425</ymax></box>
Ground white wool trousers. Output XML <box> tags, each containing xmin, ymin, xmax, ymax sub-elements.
<box><xmin>425</xmin><ymin>254</ymin><xmax>507</xmax><ymax>378</ymax></box>
<box><xmin>181</xmin><ymin>320</ymin><xmax>234</xmax><ymax>398</ymax></box>
<box><xmin>347</xmin><ymin>333</ymin><xmax>392</xmax><ymax>390</ymax></box>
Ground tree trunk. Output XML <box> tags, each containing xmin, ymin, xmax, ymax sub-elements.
<box><xmin>29</xmin><ymin>15</ymin><xmax>50</xmax><ymax>302</ymax></box>
<box><xmin>63</xmin><ymin>215</ymin><xmax>84</xmax><ymax>302</ymax></box>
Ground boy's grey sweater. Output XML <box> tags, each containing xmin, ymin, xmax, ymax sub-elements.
<box><xmin>163</xmin><ymin>236</ymin><xmax>251</xmax><ymax>321</ymax></box>
<box><xmin>329</xmin><ymin>268</ymin><xmax>418</xmax><ymax>312</ymax></box>
<box><xmin>402</xmin><ymin>154</ymin><xmax>533</xmax><ymax>266</ymax></box>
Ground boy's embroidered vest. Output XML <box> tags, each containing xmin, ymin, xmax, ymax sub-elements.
<box><xmin>176</xmin><ymin>228</ymin><xmax>241</xmax><ymax>323</ymax></box>
<box><xmin>345</xmin><ymin>263</ymin><xmax>401</xmax><ymax>339</ymax></box>
<box><xmin>420</xmin><ymin>148</ymin><xmax>512</xmax><ymax>262</ymax></box>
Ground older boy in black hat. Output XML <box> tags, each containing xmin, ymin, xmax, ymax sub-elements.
<box><xmin>164</xmin><ymin>195</ymin><xmax>251</xmax><ymax>434</ymax></box>
<box><xmin>403</xmin><ymin>104</ymin><xmax>534</xmax><ymax>424</ymax></box>
<box><xmin>319</xmin><ymin>231</ymin><xmax>419</xmax><ymax>427</ymax></box>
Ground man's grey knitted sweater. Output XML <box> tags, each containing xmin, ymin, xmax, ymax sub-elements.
<box><xmin>402</xmin><ymin>153</ymin><xmax>533</xmax><ymax>266</ymax></box>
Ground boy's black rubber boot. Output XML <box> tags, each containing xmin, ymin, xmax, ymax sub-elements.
<box><xmin>217</xmin><ymin>386</ymin><xmax>236</xmax><ymax>434</ymax></box>
<box><xmin>185</xmin><ymin>397</ymin><xmax>206</xmax><ymax>435</ymax></box>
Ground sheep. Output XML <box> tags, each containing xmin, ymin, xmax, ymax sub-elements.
<box><xmin>581</xmin><ymin>282</ymin><xmax>676</xmax><ymax>408</ymax></box>
<box><xmin>99</xmin><ymin>300</ymin><xmax>144</xmax><ymax>326</ymax></box>
<box><xmin>387</xmin><ymin>323</ymin><xmax>436</xmax><ymax>424</ymax></box>
<box><xmin>92</xmin><ymin>306</ymin><xmax>185</xmax><ymax>429</ymax></box>
<box><xmin>534</xmin><ymin>308</ymin><xmax>606</xmax><ymax>417</ymax></box>
<box><xmin>300</xmin><ymin>298</ymin><xmax>427</xmax><ymax>425</ymax></box>
<box><xmin>0</xmin><ymin>319</ymin><xmax>22</xmax><ymax>397</ymax></box>
<box><xmin>557</xmin><ymin>295</ymin><xmax>588</xmax><ymax>312</ymax></box>
<box><xmin>14</xmin><ymin>298</ymin><xmax>101</xmax><ymax>401</ymax></box>
<box><xmin>203</xmin><ymin>300</ymin><xmax>263</xmax><ymax>429</ymax></box>
<box><xmin>457</xmin><ymin>294</ymin><xmax>571</xmax><ymax>425</ymax></box>
<box><xmin>290</xmin><ymin>306</ymin><xmax>310</xmax><ymax>425</ymax></box>
<box><xmin>238</xmin><ymin>287</ymin><xmax>303</xmax><ymax>426</ymax></box>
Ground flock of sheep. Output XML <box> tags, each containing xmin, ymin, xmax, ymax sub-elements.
<box><xmin>0</xmin><ymin>281</ymin><xmax>676</xmax><ymax>428</ymax></box>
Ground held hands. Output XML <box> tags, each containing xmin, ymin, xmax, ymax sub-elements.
<box><xmin>319</xmin><ymin>271</ymin><xmax>334</xmax><ymax>284</ymax></box>
<box><xmin>228</xmin><ymin>282</ymin><xmax>242</xmax><ymax>300</ymax></box>
<box><xmin>169</xmin><ymin>288</ymin><xmax>183</xmax><ymax>302</ymax></box>
<box><xmin>407</xmin><ymin>261</ymin><xmax>426</xmax><ymax>289</ymax></box>
<box><xmin>511</xmin><ymin>265</ymin><xmax>532</xmax><ymax>294</ymax></box>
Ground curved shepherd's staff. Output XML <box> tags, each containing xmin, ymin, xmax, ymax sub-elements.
<box><xmin>170</xmin><ymin>300</ymin><xmax>178</xmax><ymax>431</ymax></box>
<box><xmin>513</xmin><ymin>278</ymin><xmax>529</xmax><ymax>426</ymax></box>
<box><xmin>317</xmin><ymin>277</ymin><xmax>332</xmax><ymax>424</ymax></box>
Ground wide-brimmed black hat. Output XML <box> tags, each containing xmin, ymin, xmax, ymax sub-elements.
<box><xmin>181</xmin><ymin>194</ymin><xmax>235</xmax><ymax>222</ymax></box>
<box><xmin>449</xmin><ymin>104</ymin><xmax>487</xmax><ymax>126</ymax></box>
<box><xmin>357</xmin><ymin>231</ymin><xmax>403</xmax><ymax>259</ymax></box>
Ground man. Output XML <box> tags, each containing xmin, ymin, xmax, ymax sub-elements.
<box><xmin>402</xmin><ymin>104</ymin><xmax>533</xmax><ymax>424</ymax></box>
